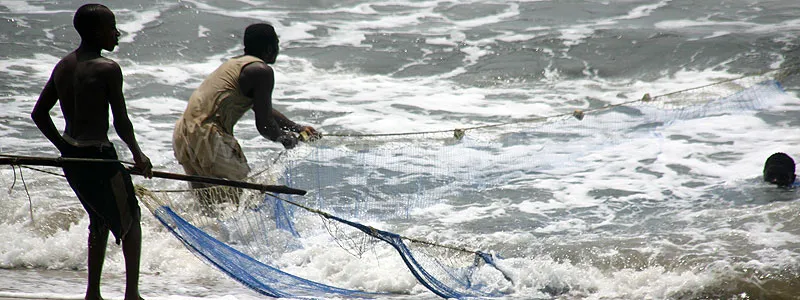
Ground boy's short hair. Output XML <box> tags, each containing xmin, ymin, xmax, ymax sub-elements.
<box><xmin>763</xmin><ymin>152</ymin><xmax>796</xmax><ymax>187</ymax></box>
<box><xmin>73</xmin><ymin>3</ymin><xmax>112</xmax><ymax>38</ymax></box>
<box><xmin>243</xmin><ymin>23</ymin><xmax>278</xmax><ymax>55</ymax></box>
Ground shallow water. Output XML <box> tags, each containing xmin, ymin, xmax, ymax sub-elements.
<box><xmin>2</xmin><ymin>0</ymin><xmax>800</xmax><ymax>299</ymax></box>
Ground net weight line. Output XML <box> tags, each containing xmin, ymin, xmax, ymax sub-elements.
<box><xmin>321</xmin><ymin>65</ymin><xmax>795</xmax><ymax>140</ymax></box>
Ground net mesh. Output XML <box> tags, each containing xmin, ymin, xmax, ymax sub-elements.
<box><xmin>133</xmin><ymin>76</ymin><xmax>789</xmax><ymax>299</ymax></box>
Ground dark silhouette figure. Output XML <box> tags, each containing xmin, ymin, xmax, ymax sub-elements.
<box><xmin>31</xmin><ymin>4</ymin><xmax>152</xmax><ymax>300</ymax></box>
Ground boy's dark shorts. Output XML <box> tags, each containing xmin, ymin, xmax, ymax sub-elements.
<box><xmin>61</xmin><ymin>144</ymin><xmax>141</xmax><ymax>244</ymax></box>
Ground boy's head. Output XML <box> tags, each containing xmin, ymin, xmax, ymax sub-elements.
<box><xmin>763</xmin><ymin>152</ymin><xmax>796</xmax><ymax>187</ymax></box>
<box><xmin>243</xmin><ymin>23</ymin><xmax>279</xmax><ymax>63</ymax></box>
<box><xmin>73</xmin><ymin>4</ymin><xmax>120</xmax><ymax>51</ymax></box>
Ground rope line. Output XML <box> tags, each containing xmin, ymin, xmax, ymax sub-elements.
<box><xmin>323</xmin><ymin>65</ymin><xmax>793</xmax><ymax>139</ymax></box>
<box><xmin>21</xmin><ymin>165</ymin><xmax>65</xmax><ymax>178</ymax></box>
<box><xmin>260</xmin><ymin>191</ymin><xmax>487</xmax><ymax>256</ymax></box>
<box><xmin>12</xmin><ymin>166</ymin><xmax>35</xmax><ymax>223</ymax></box>
<box><xmin>8</xmin><ymin>165</ymin><xmax>17</xmax><ymax>193</ymax></box>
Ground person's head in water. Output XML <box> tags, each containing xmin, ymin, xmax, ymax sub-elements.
<box><xmin>244</xmin><ymin>23</ymin><xmax>279</xmax><ymax>64</ymax></box>
<box><xmin>763</xmin><ymin>152</ymin><xmax>796</xmax><ymax>187</ymax></box>
<box><xmin>73</xmin><ymin>3</ymin><xmax>120</xmax><ymax>52</ymax></box>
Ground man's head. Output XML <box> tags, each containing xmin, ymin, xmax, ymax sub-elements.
<box><xmin>244</xmin><ymin>23</ymin><xmax>279</xmax><ymax>63</ymax></box>
<box><xmin>73</xmin><ymin>4</ymin><xmax>120</xmax><ymax>51</ymax></box>
<box><xmin>763</xmin><ymin>152</ymin><xmax>796</xmax><ymax>187</ymax></box>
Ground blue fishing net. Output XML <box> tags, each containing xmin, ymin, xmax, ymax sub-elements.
<box><xmin>151</xmin><ymin>205</ymin><xmax>382</xmax><ymax>298</ymax></box>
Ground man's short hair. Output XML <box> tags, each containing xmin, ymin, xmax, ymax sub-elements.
<box><xmin>73</xmin><ymin>3</ymin><xmax>112</xmax><ymax>39</ymax></box>
<box><xmin>763</xmin><ymin>152</ymin><xmax>796</xmax><ymax>187</ymax></box>
<box><xmin>243</xmin><ymin>23</ymin><xmax>278</xmax><ymax>56</ymax></box>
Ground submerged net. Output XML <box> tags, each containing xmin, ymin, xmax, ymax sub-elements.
<box><xmin>137</xmin><ymin>179</ymin><xmax>511</xmax><ymax>299</ymax></box>
<box><xmin>133</xmin><ymin>75</ymin><xmax>790</xmax><ymax>299</ymax></box>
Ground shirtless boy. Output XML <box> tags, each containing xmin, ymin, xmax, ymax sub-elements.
<box><xmin>31</xmin><ymin>4</ymin><xmax>152</xmax><ymax>300</ymax></box>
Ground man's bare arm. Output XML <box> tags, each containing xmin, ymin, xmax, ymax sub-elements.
<box><xmin>106</xmin><ymin>62</ymin><xmax>152</xmax><ymax>177</ymax></box>
<box><xmin>31</xmin><ymin>77</ymin><xmax>70</xmax><ymax>152</ymax></box>
<box><xmin>241</xmin><ymin>63</ymin><xmax>293</xmax><ymax>142</ymax></box>
<box><xmin>271</xmin><ymin>108</ymin><xmax>302</xmax><ymax>132</ymax></box>
<box><xmin>271</xmin><ymin>108</ymin><xmax>318</xmax><ymax>141</ymax></box>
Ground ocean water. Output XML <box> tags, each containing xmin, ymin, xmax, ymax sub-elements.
<box><xmin>2</xmin><ymin>0</ymin><xmax>800</xmax><ymax>299</ymax></box>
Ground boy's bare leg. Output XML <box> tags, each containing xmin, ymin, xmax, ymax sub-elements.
<box><xmin>86</xmin><ymin>228</ymin><xmax>109</xmax><ymax>300</ymax></box>
<box><xmin>122</xmin><ymin>220</ymin><xmax>143</xmax><ymax>300</ymax></box>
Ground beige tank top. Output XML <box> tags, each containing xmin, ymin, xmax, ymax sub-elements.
<box><xmin>180</xmin><ymin>55</ymin><xmax>264</xmax><ymax>135</ymax></box>
<box><xmin>172</xmin><ymin>55</ymin><xmax>263</xmax><ymax>175</ymax></box>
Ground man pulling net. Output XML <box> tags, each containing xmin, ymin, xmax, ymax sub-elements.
<box><xmin>172</xmin><ymin>23</ymin><xmax>318</xmax><ymax>212</ymax></box>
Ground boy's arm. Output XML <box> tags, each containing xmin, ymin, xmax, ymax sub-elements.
<box><xmin>31</xmin><ymin>76</ymin><xmax>70</xmax><ymax>152</ymax></box>
<box><xmin>106</xmin><ymin>62</ymin><xmax>152</xmax><ymax>177</ymax></box>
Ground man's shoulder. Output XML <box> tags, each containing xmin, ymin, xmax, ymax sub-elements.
<box><xmin>80</xmin><ymin>57</ymin><xmax>122</xmax><ymax>79</ymax></box>
<box><xmin>240</xmin><ymin>60</ymin><xmax>272</xmax><ymax>76</ymax></box>
<box><xmin>90</xmin><ymin>57</ymin><xmax>121</xmax><ymax>70</ymax></box>
<box><xmin>53</xmin><ymin>52</ymin><xmax>78</xmax><ymax>71</ymax></box>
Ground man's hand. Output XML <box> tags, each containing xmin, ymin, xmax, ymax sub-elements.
<box><xmin>133</xmin><ymin>152</ymin><xmax>153</xmax><ymax>178</ymax></box>
<box><xmin>277</xmin><ymin>132</ymin><xmax>298</xmax><ymax>149</ymax></box>
<box><xmin>297</xmin><ymin>125</ymin><xmax>321</xmax><ymax>142</ymax></box>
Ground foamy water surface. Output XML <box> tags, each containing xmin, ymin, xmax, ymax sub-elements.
<box><xmin>2</xmin><ymin>0</ymin><xmax>800</xmax><ymax>299</ymax></box>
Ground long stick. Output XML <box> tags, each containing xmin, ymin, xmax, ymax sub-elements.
<box><xmin>0</xmin><ymin>155</ymin><xmax>307</xmax><ymax>195</ymax></box>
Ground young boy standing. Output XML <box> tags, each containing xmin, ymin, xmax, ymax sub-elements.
<box><xmin>31</xmin><ymin>4</ymin><xmax>152</xmax><ymax>300</ymax></box>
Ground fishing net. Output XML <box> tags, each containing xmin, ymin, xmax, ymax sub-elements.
<box><xmin>137</xmin><ymin>181</ymin><xmax>510</xmax><ymax>298</ymax></box>
<box><xmin>284</xmin><ymin>77</ymin><xmax>788</xmax><ymax>221</ymax></box>
<box><xmin>130</xmin><ymin>72</ymin><xmax>791</xmax><ymax>299</ymax></box>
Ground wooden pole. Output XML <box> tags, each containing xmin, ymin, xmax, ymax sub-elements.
<box><xmin>0</xmin><ymin>155</ymin><xmax>307</xmax><ymax>195</ymax></box>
